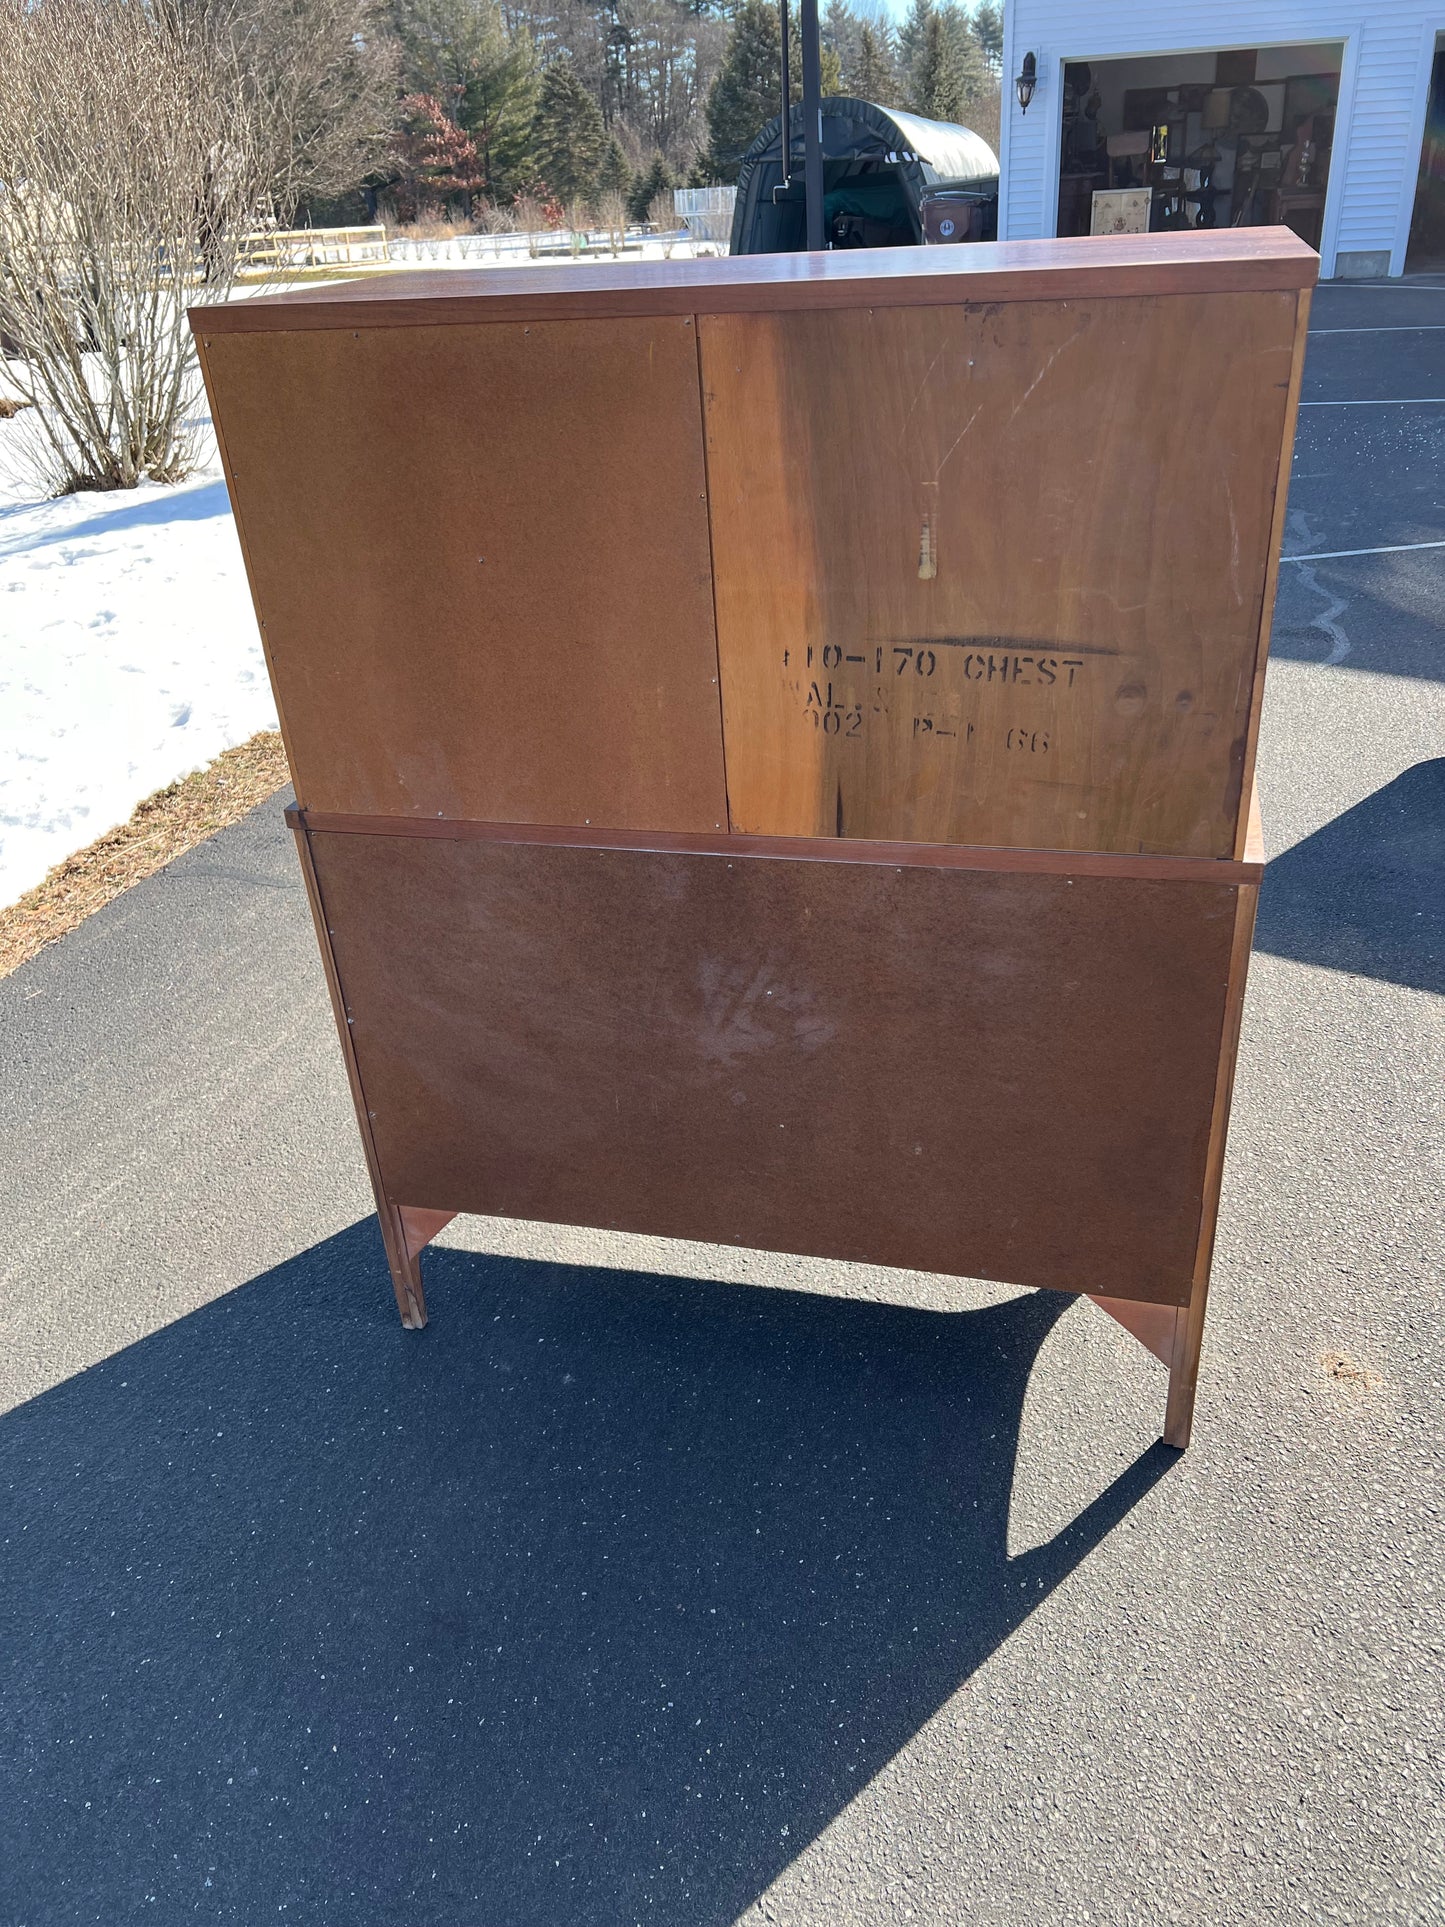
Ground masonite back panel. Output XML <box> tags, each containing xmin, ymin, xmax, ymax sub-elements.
<box><xmin>310</xmin><ymin>828</ymin><xmax>1242</xmax><ymax>1304</ymax></box>
<box><xmin>199</xmin><ymin>317</ymin><xmax>728</xmax><ymax>831</ymax></box>
<box><xmin>700</xmin><ymin>291</ymin><xmax>1301</xmax><ymax>856</ymax></box>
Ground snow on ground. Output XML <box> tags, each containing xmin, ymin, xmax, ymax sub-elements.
<box><xmin>0</xmin><ymin>240</ymin><xmax>719</xmax><ymax>911</ymax></box>
<box><xmin>0</xmin><ymin>448</ymin><xmax>273</xmax><ymax>910</ymax></box>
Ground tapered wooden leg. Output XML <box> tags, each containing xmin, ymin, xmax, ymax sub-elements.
<box><xmin>378</xmin><ymin>1200</ymin><xmax>428</xmax><ymax>1328</ymax></box>
<box><xmin>1160</xmin><ymin>870</ymin><xmax>1260</xmax><ymax>1448</ymax></box>
<box><xmin>1087</xmin><ymin>1293</ymin><xmax>1196</xmax><ymax>1449</ymax></box>
<box><xmin>381</xmin><ymin>1205</ymin><xmax>458</xmax><ymax>1329</ymax></box>
<box><xmin>1163</xmin><ymin>1290</ymin><xmax>1205</xmax><ymax>1450</ymax></box>
<box><xmin>291</xmin><ymin>806</ymin><xmax>449</xmax><ymax>1330</ymax></box>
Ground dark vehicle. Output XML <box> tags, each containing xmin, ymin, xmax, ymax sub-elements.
<box><xmin>729</xmin><ymin>97</ymin><xmax>999</xmax><ymax>254</ymax></box>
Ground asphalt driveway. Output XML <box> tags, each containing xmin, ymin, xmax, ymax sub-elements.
<box><xmin>1</xmin><ymin>278</ymin><xmax>1442</xmax><ymax>1927</ymax></box>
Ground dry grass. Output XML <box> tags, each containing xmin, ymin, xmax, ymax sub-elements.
<box><xmin>0</xmin><ymin>730</ymin><xmax>290</xmax><ymax>979</ymax></box>
<box><xmin>0</xmin><ymin>395</ymin><xmax>35</xmax><ymax>420</ymax></box>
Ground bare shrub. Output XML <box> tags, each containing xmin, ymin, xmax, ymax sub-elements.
<box><xmin>475</xmin><ymin>202</ymin><xmax>517</xmax><ymax>260</ymax></box>
<box><xmin>0</xmin><ymin>0</ymin><xmax>268</xmax><ymax>492</ymax></box>
<box><xmin>565</xmin><ymin>200</ymin><xmax>594</xmax><ymax>256</ymax></box>
<box><xmin>595</xmin><ymin>189</ymin><xmax>628</xmax><ymax>256</ymax></box>
<box><xmin>648</xmin><ymin>190</ymin><xmax>680</xmax><ymax>258</ymax></box>
<box><xmin>513</xmin><ymin>193</ymin><xmax>545</xmax><ymax>256</ymax></box>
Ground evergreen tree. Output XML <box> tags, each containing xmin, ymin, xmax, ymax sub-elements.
<box><xmin>850</xmin><ymin>20</ymin><xmax>898</xmax><ymax>104</ymax></box>
<box><xmin>703</xmin><ymin>0</ymin><xmax>782</xmax><ymax>184</ymax></box>
<box><xmin>910</xmin><ymin>14</ymin><xmax>958</xmax><ymax>120</ymax></box>
<box><xmin>971</xmin><ymin>1</ymin><xmax>1003</xmax><ymax>72</ymax></box>
<box><xmin>598</xmin><ymin>132</ymin><xmax>631</xmax><ymax>195</ymax></box>
<box><xmin>531</xmin><ymin>55</ymin><xmax>608</xmax><ymax>201</ymax></box>
<box><xmin>895</xmin><ymin>0</ymin><xmax>932</xmax><ymax>92</ymax></box>
<box><xmin>902</xmin><ymin>0</ymin><xmax>988</xmax><ymax>122</ymax></box>
<box><xmin>390</xmin><ymin>0</ymin><xmax>538</xmax><ymax>202</ymax></box>
<box><xmin>704</xmin><ymin>0</ymin><xmax>841</xmax><ymax>184</ymax></box>
<box><xmin>822</xmin><ymin>0</ymin><xmax>862</xmax><ymax>91</ymax></box>
<box><xmin>392</xmin><ymin>91</ymin><xmax>486</xmax><ymax>217</ymax></box>
<box><xmin>628</xmin><ymin>150</ymin><xmax>675</xmax><ymax>222</ymax></box>
<box><xmin>811</xmin><ymin>30</ymin><xmax>844</xmax><ymax>97</ymax></box>
<box><xmin>938</xmin><ymin>1</ymin><xmax>989</xmax><ymax>101</ymax></box>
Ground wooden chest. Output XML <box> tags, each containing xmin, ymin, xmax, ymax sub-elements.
<box><xmin>194</xmin><ymin>230</ymin><xmax>1314</xmax><ymax>1447</ymax></box>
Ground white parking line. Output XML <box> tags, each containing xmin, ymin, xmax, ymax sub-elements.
<box><xmin>1280</xmin><ymin>539</ymin><xmax>1445</xmax><ymax>562</ymax></box>
<box><xmin>1309</xmin><ymin>325</ymin><xmax>1445</xmax><ymax>334</ymax></box>
<box><xmin>1297</xmin><ymin>397</ymin><xmax>1445</xmax><ymax>406</ymax></box>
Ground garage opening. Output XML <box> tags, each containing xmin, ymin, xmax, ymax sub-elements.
<box><xmin>1406</xmin><ymin>35</ymin><xmax>1445</xmax><ymax>273</ymax></box>
<box><xmin>1053</xmin><ymin>44</ymin><xmax>1343</xmax><ymax>248</ymax></box>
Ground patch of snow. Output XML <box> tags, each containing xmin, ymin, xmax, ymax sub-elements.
<box><xmin>0</xmin><ymin>244</ymin><xmax>728</xmax><ymax>912</ymax></box>
<box><xmin>0</xmin><ymin>444</ymin><xmax>274</xmax><ymax>910</ymax></box>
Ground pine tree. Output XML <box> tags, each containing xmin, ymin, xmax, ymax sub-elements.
<box><xmin>971</xmin><ymin>1</ymin><xmax>1003</xmax><ymax>73</ymax></box>
<box><xmin>911</xmin><ymin>15</ymin><xmax>960</xmax><ymax>120</ymax></box>
<box><xmin>851</xmin><ymin>20</ymin><xmax>898</xmax><ymax>104</ymax></box>
<box><xmin>895</xmin><ymin>0</ymin><xmax>933</xmax><ymax>93</ymax></box>
<box><xmin>628</xmin><ymin>151</ymin><xmax>675</xmax><ymax>222</ymax></box>
<box><xmin>903</xmin><ymin>0</ymin><xmax>988</xmax><ymax>122</ymax></box>
<box><xmin>392</xmin><ymin>92</ymin><xmax>486</xmax><ymax>218</ymax></box>
<box><xmin>703</xmin><ymin>0</ymin><xmax>782</xmax><ymax>185</ymax></box>
<box><xmin>390</xmin><ymin>0</ymin><xmax>538</xmax><ymax>203</ymax></box>
<box><xmin>811</xmin><ymin>31</ymin><xmax>843</xmax><ymax>98</ymax></box>
<box><xmin>704</xmin><ymin>0</ymin><xmax>843</xmax><ymax>184</ymax></box>
<box><xmin>939</xmin><ymin>2</ymin><xmax>990</xmax><ymax>103</ymax></box>
<box><xmin>598</xmin><ymin>133</ymin><xmax>631</xmax><ymax>196</ymax></box>
<box><xmin>531</xmin><ymin>56</ymin><xmax>607</xmax><ymax>202</ymax></box>
<box><xmin>823</xmin><ymin>0</ymin><xmax>862</xmax><ymax>92</ymax></box>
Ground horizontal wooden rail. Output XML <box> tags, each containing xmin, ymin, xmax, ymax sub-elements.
<box><xmin>194</xmin><ymin>228</ymin><xmax>1317</xmax><ymax>333</ymax></box>
<box><xmin>287</xmin><ymin>803</ymin><xmax>1265</xmax><ymax>885</ymax></box>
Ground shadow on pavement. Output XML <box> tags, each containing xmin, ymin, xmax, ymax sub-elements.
<box><xmin>1256</xmin><ymin>760</ymin><xmax>1445</xmax><ymax>995</ymax></box>
<box><xmin>1</xmin><ymin>1220</ymin><xmax>1172</xmax><ymax>1926</ymax></box>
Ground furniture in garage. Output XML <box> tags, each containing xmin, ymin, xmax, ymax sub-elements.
<box><xmin>192</xmin><ymin>228</ymin><xmax>1315</xmax><ymax>1449</ymax></box>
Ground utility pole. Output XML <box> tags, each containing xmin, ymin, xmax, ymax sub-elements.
<box><xmin>779</xmin><ymin>0</ymin><xmax>791</xmax><ymax>189</ymax></box>
<box><xmin>799</xmin><ymin>0</ymin><xmax>824</xmax><ymax>249</ymax></box>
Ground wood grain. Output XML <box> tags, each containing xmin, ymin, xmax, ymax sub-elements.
<box><xmin>310</xmin><ymin>828</ymin><xmax>1247</xmax><ymax>1306</ymax></box>
<box><xmin>1164</xmin><ymin>872</ymin><xmax>1262</xmax><ymax>1447</ymax></box>
<box><xmin>1088</xmin><ymin>1294</ymin><xmax>1181</xmax><ymax>1368</ymax></box>
<box><xmin>289</xmin><ymin>819</ymin><xmax>427</xmax><ymax>1326</ymax></box>
<box><xmin>701</xmin><ymin>293</ymin><xmax>1298</xmax><ymax>856</ymax></box>
<box><xmin>200</xmin><ymin>317</ymin><xmax>727</xmax><ymax>829</ymax></box>
<box><xmin>191</xmin><ymin>230</ymin><xmax>1318</xmax><ymax>335</ymax></box>
<box><xmin>1233</xmin><ymin>286</ymin><xmax>1312</xmax><ymax>859</ymax></box>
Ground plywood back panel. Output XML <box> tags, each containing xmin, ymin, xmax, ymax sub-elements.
<box><xmin>310</xmin><ymin>829</ymin><xmax>1243</xmax><ymax>1304</ymax></box>
<box><xmin>701</xmin><ymin>292</ymin><xmax>1300</xmax><ymax>855</ymax></box>
<box><xmin>199</xmin><ymin>317</ymin><xmax>727</xmax><ymax>830</ymax></box>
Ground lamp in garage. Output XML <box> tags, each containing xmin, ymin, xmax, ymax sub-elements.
<box><xmin>1015</xmin><ymin>51</ymin><xmax>1038</xmax><ymax>114</ymax></box>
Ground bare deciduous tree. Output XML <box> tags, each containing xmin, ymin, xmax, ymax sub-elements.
<box><xmin>198</xmin><ymin>0</ymin><xmax>398</xmax><ymax>211</ymax></box>
<box><xmin>0</xmin><ymin>0</ymin><xmax>267</xmax><ymax>492</ymax></box>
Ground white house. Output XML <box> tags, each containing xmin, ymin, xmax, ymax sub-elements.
<box><xmin>997</xmin><ymin>2</ymin><xmax>1445</xmax><ymax>277</ymax></box>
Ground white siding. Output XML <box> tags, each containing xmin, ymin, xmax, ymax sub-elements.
<box><xmin>999</xmin><ymin>1</ymin><xmax>1441</xmax><ymax>275</ymax></box>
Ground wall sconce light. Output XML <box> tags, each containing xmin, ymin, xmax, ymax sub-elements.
<box><xmin>1015</xmin><ymin>51</ymin><xmax>1038</xmax><ymax>114</ymax></box>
